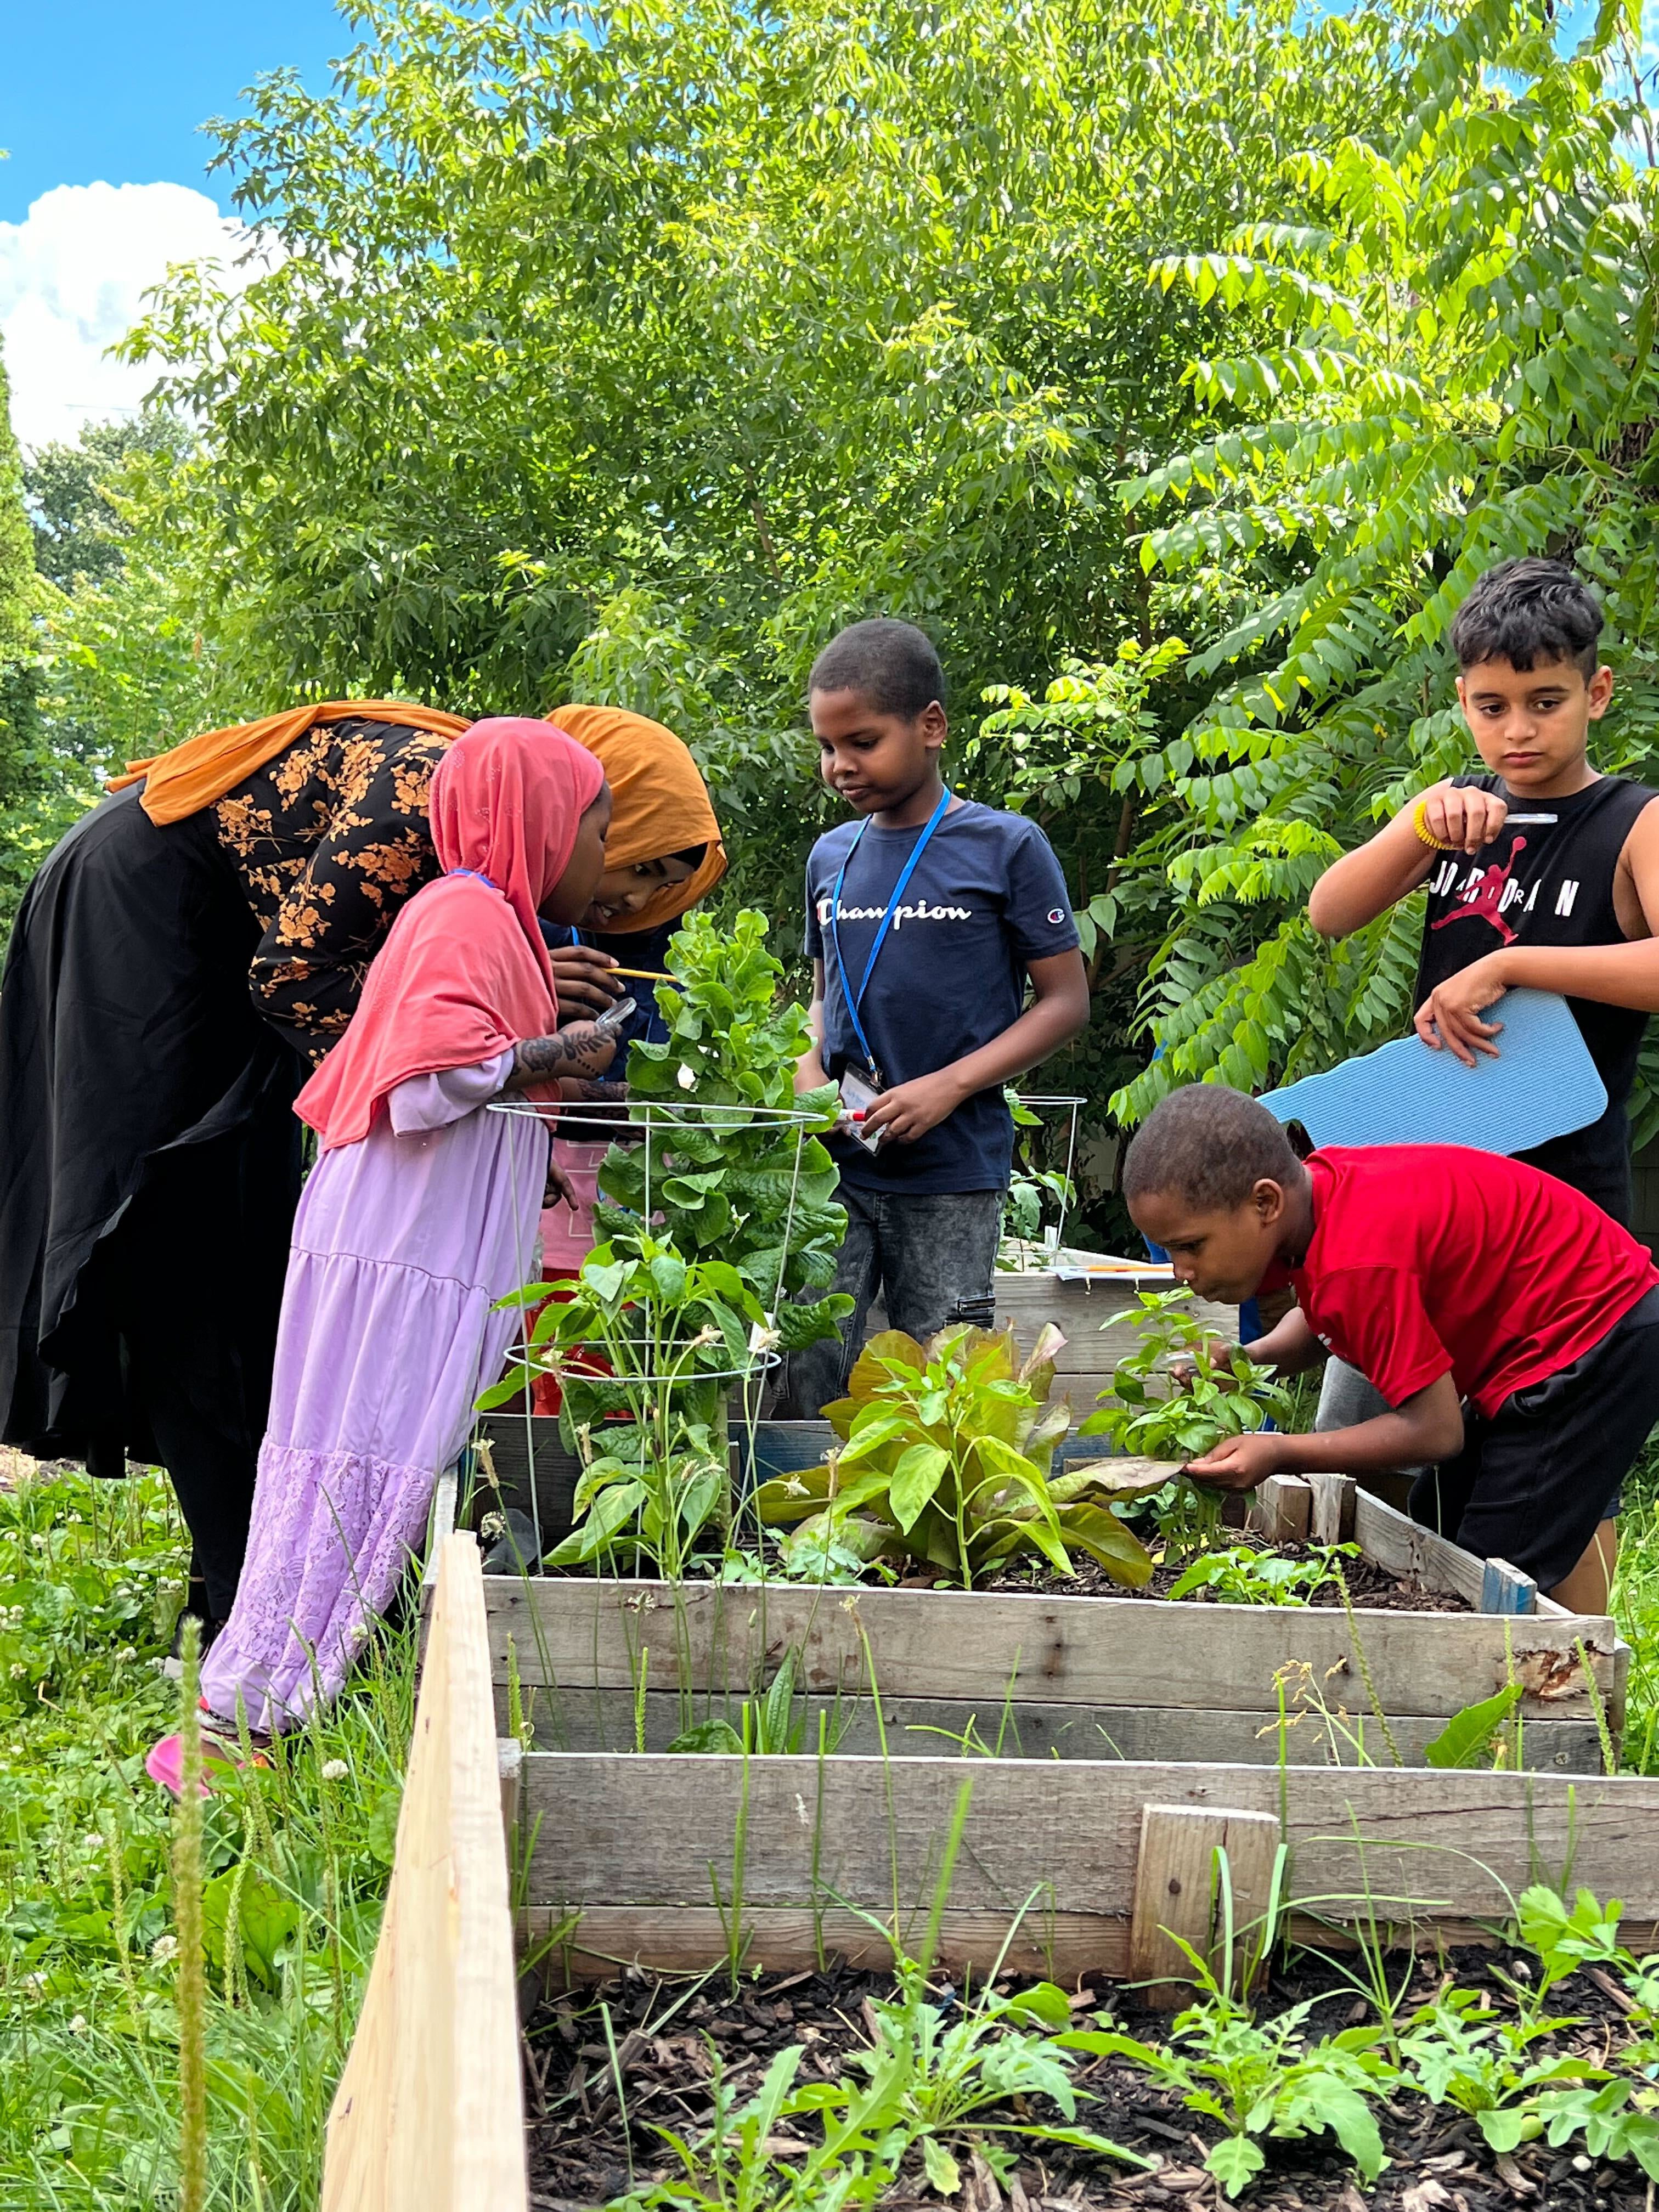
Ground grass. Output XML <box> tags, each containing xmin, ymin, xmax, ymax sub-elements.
<box><xmin>0</xmin><ymin>1462</ymin><xmax>408</xmax><ymax>2208</ymax></box>
<box><xmin>1609</xmin><ymin>1432</ymin><xmax>1659</xmax><ymax>1775</ymax></box>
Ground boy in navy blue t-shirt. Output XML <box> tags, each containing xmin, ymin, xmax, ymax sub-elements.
<box><xmin>786</xmin><ymin>619</ymin><xmax>1090</xmax><ymax>1415</ymax></box>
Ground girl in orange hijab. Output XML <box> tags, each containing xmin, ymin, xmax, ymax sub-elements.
<box><xmin>149</xmin><ymin>721</ymin><xmax>614</xmax><ymax>1762</ymax></box>
<box><xmin>0</xmin><ymin>697</ymin><xmax>721</xmax><ymax>1654</ymax></box>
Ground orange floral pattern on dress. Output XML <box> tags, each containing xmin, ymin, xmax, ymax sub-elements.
<box><xmin>212</xmin><ymin>716</ymin><xmax>453</xmax><ymax>1062</ymax></box>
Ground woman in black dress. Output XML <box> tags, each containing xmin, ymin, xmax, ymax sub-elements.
<box><xmin>0</xmin><ymin>699</ymin><xmax>723</xmax><ymax>1640</ymax></box>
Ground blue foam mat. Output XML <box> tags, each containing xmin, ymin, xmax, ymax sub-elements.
<box><xmin>1258</xmin><ymin>988</ymin><xmax>1605</xmax><ymax>1153</ymax></box>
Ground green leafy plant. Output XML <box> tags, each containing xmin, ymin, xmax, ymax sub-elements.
<box><xmin>618</xmin><ymin>1958</ymin><xmax>1144</xmax><ymax>2210</ymax></box>
<box><xmin>1424</xmin><ymin>1684</ymin><xmax>1525</xmax><ymax>1770</ymax></box>
<box><xmin>1167</xmin><ymin>1543</ymin><xmax>1359</xmax><ymax>1608</ymax></box>
<box><xmin>1070</xmin><ymin>1990</ymin><xmax>1393</xmax><ymax>2198</ymax></box>
<box><xmin>1084</xmin><ymin>1290</ymin><xmax>1296</xmax><ymax>1462</ymax></box>
<box><xmin>486</xmin><ymin>1228</ymin><xmax>769</xmax><ymax>1576</ymax></box>
<box><xmin>593</xmin><ymin>911</ymin><xmax>851</xmax><ymax>1353</ymax></box>
<box><xmin>1079</xmin><ymin>1290</ymin><xmax>1295</xmax><ymax>1565</ymax></box>
<box><xmin>755</xmin><ymin>1324</ymin><xmax>1156</xmax><ymax>1590</ymax></box>
<box><xmin>666</xmin><ymin>1654</ymin><xmax>834</xmax><ymax>1757</ymax></box>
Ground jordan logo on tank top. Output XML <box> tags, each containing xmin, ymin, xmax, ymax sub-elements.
<box><xmin>1427</xmin><ymin>837</ymin><xmax>1530</xmax><ymax>945</ymax></box>
<box><xmin>1413</xmin><ymin>771</ymin><xmax>1659</xmax><ymax>1216</ymax></box>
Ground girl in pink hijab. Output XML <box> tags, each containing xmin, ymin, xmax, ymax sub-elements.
<box><xmin>156</xmin><ymin>721</ymin><xmax>613</xmax><ymax>1764</ymax></box>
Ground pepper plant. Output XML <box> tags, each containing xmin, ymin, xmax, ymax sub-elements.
<box><xmin>755</xmin><ymin>1323</ymin><xmax>1156</xmax><ymax>1589</ymax></box>
<box><xmin>593</xmin><ymin>910</ymin><xmax>851</xmax><ymax>1352</ymax></box>
<box><xmin>483</xmin><ymin>1227</ymin><xmax>770</xmax><ymax>1576</ymax></box>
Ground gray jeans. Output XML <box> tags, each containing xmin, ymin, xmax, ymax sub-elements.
<box><xmin>1316</xmin><ymin>1357</ymin><xmax>1423</xmax><ymax>1506</ymax></box>
<box><xmin>783</xmin><ymin>1187</ymin><xmax>1005</xmax><ymax>1417</ymax></box>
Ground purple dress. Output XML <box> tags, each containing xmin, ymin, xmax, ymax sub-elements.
<box><xmin>200</xmin><ymin>1056</ymin><xmax>545</xmax><ymax>1733</ymax></box>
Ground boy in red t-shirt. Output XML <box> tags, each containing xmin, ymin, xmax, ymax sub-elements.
<box><xmin>1121</xmin><ymin>1083</ymin><xmax>1659</xmax><ymax>1612</ymax></box>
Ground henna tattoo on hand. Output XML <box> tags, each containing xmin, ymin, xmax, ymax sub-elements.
<box><xmin>502</xmin><ymin>1028</ymin><xmax>616</xmax><ymax>1092</ymax></box>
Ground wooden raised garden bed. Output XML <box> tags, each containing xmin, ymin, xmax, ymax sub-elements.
<box><xmin>446</xmin><ymin>1441</ymin><xmax>1624</xmax><ymax>1776</ymax></box>
<box><xmin>326</xmin><ymin>1535</ymin><xmax>527</xmax><ymax>2212</ymax></box>
<box><xmin>517</xmin><ymin>1741</ymin><xmax>1659</xmax><ymax>1988</ymax></box>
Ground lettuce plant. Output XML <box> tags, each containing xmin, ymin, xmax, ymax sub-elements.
<box><xmin>755</xmin><ymin>1324</ymin><xmax>1155</xmax><ymax>1589</ymax></box>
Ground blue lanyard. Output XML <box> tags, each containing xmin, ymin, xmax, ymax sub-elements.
<box><xmin>827</xmin><ymin>787</ymin><xmax>952</xmax><ymax>1082</ymax></box>
<box><xmin>447</xmin><ymin>867</ymin><xmax>501</xmax><ymax>891</ymax></box>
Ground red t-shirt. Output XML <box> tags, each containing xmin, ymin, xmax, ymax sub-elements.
<box><xmin>1285</xmin><ymin>1146</ymin><xmax>1657</xmax><ymax>1419</ymax></box>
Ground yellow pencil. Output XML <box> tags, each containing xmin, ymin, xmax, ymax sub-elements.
<box><xmin>607</xmin><ymin>966</ymin><xmax>673</xmax><ymax>982</ymax></box>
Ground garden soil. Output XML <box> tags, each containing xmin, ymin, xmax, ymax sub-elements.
<box><xmin>981</xmin><ymin>1543</ymin><xmax>1472</xmax><ymax>1613</ymax></box>
<box><xmin>522</xmin><ymin>1950</ymin><xmax>1643</xmax><ymax>2211</ymax></box>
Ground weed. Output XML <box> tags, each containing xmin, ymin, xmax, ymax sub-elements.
<box><xmin>1167</xmin><ymin>1543</ymin><xmax>1360</xmax><ymax>1607</ymax></box>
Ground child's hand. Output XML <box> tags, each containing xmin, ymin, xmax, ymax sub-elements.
<box><xmin>1414</xmin><ymin>951</ymin><xmax>1509</xmax><ymax>1066</ymax></box>
<box><xmin>1415</xmin><ymin>782</ymin><xmax>1508</xmax><ymax>855</ymax></box>
<box><xmin>1167</xmin><ymin>1338</ymin><xmax>1238</xmax><ymax>1390</ymax></box>
<box><xmin>550</xmin><ymin>944</ymin><xmax>626</xmax><ymax>1018</ymax></box>
<box><xmin>857</xmin><ymin>1070</ymin><xmax>966</xmax><ymax>1145</ymax></box>
<box><xmin>1184</xmin><ymin>1432</ymin><xmax>1285</xmax><ymax>1491</ymax></box>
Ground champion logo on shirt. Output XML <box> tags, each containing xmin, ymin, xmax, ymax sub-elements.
<box><xmin>815</xmin><ymin>895</ymin><xmax>973</xmax><ymax>929</ymax></box>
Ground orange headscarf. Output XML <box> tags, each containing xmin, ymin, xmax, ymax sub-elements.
<box><xmin>549</xmin><ymin>705</ymin><xmax>726</xmax><ymax>933</ymax></box>
<box><xmin>108</xmin><ymin>701</ymin><xmax>472</xmax><ymax>825</ymax></box>
<box><xmin>294</xmin><ymin>720</ymin><xmax>606</xmax><ymax>1150</ymax></box>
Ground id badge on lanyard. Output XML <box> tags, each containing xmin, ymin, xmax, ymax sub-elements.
<box><xmin>827</xmin><ymin>786</ymin><xmax>952</xmax><ymax>1097</ymax></box>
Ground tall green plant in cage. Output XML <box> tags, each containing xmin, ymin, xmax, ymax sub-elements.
<box><xmin>593</xmin><ymin>910</ymin><xmax>851</xmax><ymax>1350</ymax></box>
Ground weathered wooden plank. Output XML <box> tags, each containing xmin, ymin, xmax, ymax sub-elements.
<box><xmin>324</xmin><ymin>1536</ymin><xmax>527</xmax><ymax>2212</ymax></box>
<box><xmin>519</xmin><ymin>1751</ymin><xmax>1659</xmax><ymax>1925</ymax></box>
<box><xmin>1130</xmin><ymin>1805</ymin><xmax>1280</xmax><ymax>2006</ymax></box>
<box><xmin>1248</xmin><ymin>1475</ymin><xmax>1312</xmax><ymax>1544</ymax></box>
<box><xmin>485</xmin><ymin>1576</ymin><xmax>1620</xmax><ymax>1719</ymax></box>
<box><xmin>1306</xmin><ymin>1472</ymin><xmax>1357</xmax><ymax>1547</ymax></box>
<box><xmin>504</xmin><ymin>1683</ymin><xmax>1605</xmax><ymax>1773</ymax></box>
<box><xmin>1354</xmin><ymin>1490</ymin><xmax>1506</xmax><ymax>1609</ymax></box>
<box><xmin>519</xmin><ymin>1904</ymin><xmax>1659</xmax><ymax>1984</ymax></box>
<box><xmin>1482</xmin><ymin>1556</ymin><xmax>1539</xmax><ymax>1616</ymax></box>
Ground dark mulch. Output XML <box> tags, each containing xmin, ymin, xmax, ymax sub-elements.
<box><xmin>981</xmin><ymin>1542</ymin><xmax>1471</xmax><ymax>1615</ymax></box>
<box><xmin>523</xmin><ymin>1945</ymin><xmax>1645</xmax><ymax>2211</ymax></box>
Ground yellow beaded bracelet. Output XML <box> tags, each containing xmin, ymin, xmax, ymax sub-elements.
<box><xmin>1412</xmin><ymin>798</ymin><xmax>1454</xmax><ymax>851</ymax></box>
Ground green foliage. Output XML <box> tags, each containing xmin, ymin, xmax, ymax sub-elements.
<box><xmin>1099</xmin><ymin>0</ymin><xmax>1659</xmax><ymax>1138</ymax></box>
<box><xmin>1082</xmin><ymin>1290</ymin><xmax>1297</xmax><ymax>1462</ymax></box>
<box><xmin>1424</xmin><ymin>1683</ymin><xmax>1525</xmax><ymax>1769</ymax></box>
<box><xmin>595</xmin><ymin>910</ymin><xmax>850</xmax><ymax>1352</ymax></box>
<box><xmin>665</xmin><ymin>1654</ymin><xmax>814</xmax><ymax>1757</ymax></box>
<box><xmin>620</xmin><ymin>1946</ymin><xmax>1143</xmax><ymax>2210</ymax></box>
<box><xmin>25</xmin><ymin>417</ymin><xmax>183</xmax><ymax>592</ymax></box>
<box><xmin>1072</xmin><ymin>1994</ymin><xmax>1393</xmax><ymax>2197</ymax></box>
<box><xmin>756</xmin><ymin>1323</ymin><xmax>1155</xmax><ymax>1589</ymax></box>
<box><xmin>0</xmin><ymin>338</ymin><xmax>34</xmax><ymax>670</ymax></box>
<box><xmin>0</xmin><ymin>1464</ymin><xmax>407</xmax><ymax>2204</ymax></box>
<box><xmin>1167</xmin><ymin>1542</ymin><xmax>1360</xmax><ymax>1607</ymax></box>
<box><xmin>487</xmin><ymin>1226</ymin><xmax>767</xmax><ymax>1574</ymax></box>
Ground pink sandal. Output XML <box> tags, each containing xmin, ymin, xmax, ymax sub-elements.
<box><xmin>145</xmin><ymin>1719</ymin><xmax>266</xmax><ymax>1799</ymax></box>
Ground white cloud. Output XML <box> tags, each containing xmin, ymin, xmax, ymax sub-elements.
<box><xmin>0</xmin><ymin>182</ymin><xmax>258</xmax><ymax>451</ymax></box>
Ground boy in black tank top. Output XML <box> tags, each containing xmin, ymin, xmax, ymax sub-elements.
<box><xmin>1306</xmin><ymin>559</ymin><xmax>1659</xmax><ymax>1609</ymax></box>
<box><xmin>1311</xmin><ymin>557</ymin><xmax>1659</xmax><ymax>1228</ymax></box>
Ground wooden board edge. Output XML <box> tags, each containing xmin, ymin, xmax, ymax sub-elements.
<box><xmin>517</xmin><ymin>1903</ymin><xmax>1659</xmax><ymax>1984</ymax></box>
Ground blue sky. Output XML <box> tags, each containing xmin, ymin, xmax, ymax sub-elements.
<box><xmin>0</xmin><ymin>0</ymin><xmax>344</xmax><ymax>224</ymax></box>
<box><xmin>0</xmin><ymin>1</ymin><xmax>347</xmax><ymax>448</ymax></box>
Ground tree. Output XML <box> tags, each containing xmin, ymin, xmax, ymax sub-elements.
<box><xmin>1075</xmin><ymin>0</ymin><xmax>1659</xmax><ymax>1140</ymax></box>
<box><xmin>25</xmin><ymin>416</ymin><xmax>182</xmax><ymax>592</ymax></box>
<box><xmin>125</xmin><ymin>0</ymin><xmax>1415</xmax><ymax>956</ymax></box>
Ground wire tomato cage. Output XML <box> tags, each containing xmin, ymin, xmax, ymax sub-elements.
<box><xmin>1002</xmin><ymin>1092</ymin><xmax>1086</xmax><ymax>1267</ymax></box>
<box><xmin>478</xmin><ymin>1096</ymin><xmax>834</xmax><ymax>1561</ymax></box>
